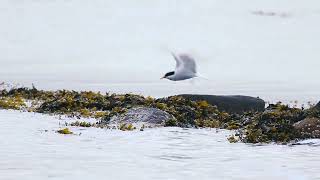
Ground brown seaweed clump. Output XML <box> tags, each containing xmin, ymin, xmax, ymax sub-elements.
<box><xmin>1</xmin><ymin>85</ymin><xmax>320</xmax><ymax>144</ymax></box>
<box><xmin>0</xmin><ymin>86</ymin><xmax>231</xmax><ymax>127</ymax></box>
<box><xmin>57</xmin><ymin>128</ymin><xmax>73</xmax><ymax>135</ymax></box>
<box><xmin>0</xmin><ymin>95</ymin><xmax>26</xmax><ymax>110</ymax></box>
<box><xmin>154</xmin><ymin>96</ymin><xmax>231</xmax><ymax>127</ymax></box>
<box><xmin>238</xmin><ymin>103</ymin><xmax>305</xmax><ymax>143</ymax></box>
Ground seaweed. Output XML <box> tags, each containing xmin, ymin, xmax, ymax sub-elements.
<box><xmin>164</xmin><ymin>118</ymin><xmax>178</xmax><ymax>127</ymax></box>
<box><xmin>70</xmin><ymin>121</ymin><xmax>93</xmax><ymax>127</ymax></box>
<box><xmin>119</xmin><ymin>123</ymin><xmax>136</xmax><ymax>131</ymax></box>
<box><xmin>0</xmin><ymin>95</ymin><xmax>26</xmax><ymax>110</ymax></box>
<box><xmin>57</xmin><ymin>128</ymin><xmax>73</xmax><ymax>134</ymax></box>
<box><xmin>1</xmin><ymin>85</ymin><xmax>319</xmax><ymax>144</ymax></box>
<box><xmin>239</xmin><ymin>103</ymin><xmax>304</xmax><ymax>143</ymax></box>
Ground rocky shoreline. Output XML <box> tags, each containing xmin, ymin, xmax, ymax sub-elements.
<box><xmin>0</xmin><ymin>86</ymin><xmax>319</xmax><ymax>144</ymax></box>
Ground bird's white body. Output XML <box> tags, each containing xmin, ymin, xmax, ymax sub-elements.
<box><xmin>163</xmin><ymin>52</ymin><xmax>198</xmax><ymax>81</ymax></box>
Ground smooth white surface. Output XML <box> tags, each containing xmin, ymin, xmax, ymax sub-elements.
<box><xmin>0</xmin><ymin>0</ymin><xmax>320</xmax><ymax>104</ymax></box>
<box><xmin>0</xmin><ymin>110</ymin><xmax>320</xmax><ymax>180</ymax></box>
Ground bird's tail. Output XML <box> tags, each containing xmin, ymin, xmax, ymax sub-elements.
<box><xmin>195</xmin><ymin>73</ymin><xmax>209</xmax><ymax>80</ymax></box>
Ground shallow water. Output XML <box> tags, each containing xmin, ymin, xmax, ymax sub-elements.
<box><xmin>1</xmin><ymin>110</ymin><xmax>320</xmax><ymax>180</ymax></box>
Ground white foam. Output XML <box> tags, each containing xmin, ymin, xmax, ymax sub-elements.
<box><xmin>0</xmin><ymin>110</ymin><xmax>319</xmax><ymax>180</ymax></box>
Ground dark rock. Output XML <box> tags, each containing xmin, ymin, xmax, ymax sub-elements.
<box><xmin>155</xmin><ymin>96</ymin><xmax>223</xmax><ymax>127</ymax></box>
<box><xmin>305</xmin><ymin>101</ymin><xmax>320</xmax><ymax>119</ymax></box>
<box><xmin>238</xmin><ymin>103</ymin><xmax>305</xmax><ymax>143</ymax></box>
<box><xmin>294</xmin><ymin>117</ymin><xmax>320</xmax><ymax>138</ymax></box>
<box><xmin>178</xmin><ymin>94</ymin><xmax>265</xmax><ymax>114</ymax></box>
<box><xmin>314</xmin><ymin>102</ymin><xmax>320</xmax><ymax>110</ymax></box>
<box><xmin>110</xmin><ymin>107</ymin><xmax>175</xmax><ymax>126</ymax></box>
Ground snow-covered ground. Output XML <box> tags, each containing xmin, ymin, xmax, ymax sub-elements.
<box><xmin>0</xmin><ymin>0</ymin><xmax>320</xmax><ymax>104</ymax></box>
<box><xmin>0</xmin><ymin>110</ymin><xmax>320</xmax><ymax>180</ymax></box>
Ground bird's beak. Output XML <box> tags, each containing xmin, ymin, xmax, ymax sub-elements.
<box><xmin>160</xmin><ymin>76</ymin><xmax>165</xmax><ymax>80</ymax></box>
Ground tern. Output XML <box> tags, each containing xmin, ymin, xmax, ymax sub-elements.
<box><xmin>161</xmin><ymin>52</ymin><xmax>201</xmax><ymax>81</ymax></box>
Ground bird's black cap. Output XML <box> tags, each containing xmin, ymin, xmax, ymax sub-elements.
<box><xmin>165</xmin><ymin>71</ymin><xmax>175</xmax><ymax>77</ymax></box>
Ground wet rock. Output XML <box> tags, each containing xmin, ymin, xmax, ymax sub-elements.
<box><xmin>179</xmin><ymin>94</ymin><xmax>265</xmax><ymax>114</ymax></box>
<box><xmin>156</xmin><ymin>96</ymin><xmax>224</xmax><ymax>127</ymax></box>
<box><xmin>294</xmin><ymin>117</ymin><xmax>320</xmax><ymax>138</ymax></box>
<box><xmin>109</xmin><ymin>107</ymin><xmax>175</xmax><ymax>127</ymax></box>
<box><xmin>314</xmin><ymin>102</ymin><xmax>320</xmax><ymax>110</ymax></box>
<box><xmin>239</xmin><ymin>103</ymin><xmax>304</xmax><ymax>143</ymax></box>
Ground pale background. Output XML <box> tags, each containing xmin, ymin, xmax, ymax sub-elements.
<box><xmin>1</xmin><ymin>0</ymin><xmax>319</xmax><ymax>103</ymax></box>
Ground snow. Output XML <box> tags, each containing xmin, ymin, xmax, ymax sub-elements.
<box><xmin>0</xmin><ymin>110</ymin><xmax>320</xmax><ymax>180</ymax></box>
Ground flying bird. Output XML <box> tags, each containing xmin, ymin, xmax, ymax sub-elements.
<box><xmin>161</xmin><ymin>52</ymin><xmax>200</xmax><ymax>81</ymax></box>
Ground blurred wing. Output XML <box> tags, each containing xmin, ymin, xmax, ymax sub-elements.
<box><xmin>177</xmin><ymin>54</ymin><xmax>197</xmax><ymax>74</ymax></box>
<box><xmin>171</xmin><ymin>52</ymin><xmax>182</xmax><ymax>69</ymax></box>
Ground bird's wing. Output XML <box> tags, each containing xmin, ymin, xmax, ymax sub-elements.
<box><xmin>171</xmin><ymin>52</ymin><xmax>182</xmax><ymax>69</ymax></box>
<box><xmin>176</xmin><ymin>54</ymin><xmax>197</xmax><ymax>74</ymax></box>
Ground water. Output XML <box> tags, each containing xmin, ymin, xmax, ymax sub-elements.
<box><xmin>1</xmin><ymin>1</ymin><xmax>320</xmax><ymax>179</ymax></box>
<box><xmin>1</xmin><ymin>0</ymin><xmax>320</xmax><ymax>104</ymax></box>
<box><xmin>1</xmin><ymin>110</ymin><xmax>320</xmax><ymax>180</ymax></box>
